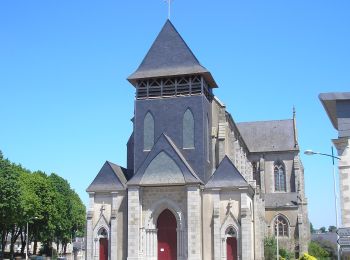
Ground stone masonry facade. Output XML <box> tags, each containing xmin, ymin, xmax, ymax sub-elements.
<box><xmin>85</xmin><ymin>20</ymin><xmax>310</xmax><ymax>259</ymax></box>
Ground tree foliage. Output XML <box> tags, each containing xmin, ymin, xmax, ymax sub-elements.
<box><xmin>0</xmin><ymin>151</ymin><xmax>86</xmax><ymax>259</ymax></box>
<box><xmin>310</xmin><ymin>222</ymin><xmax>315</xmax><ymax>234</ymax></box>
<box><xmin>320</xmin><ymin>226</ymin><xmax>326</xmax><ymax>233</ymax></box>
<box><xmin>308</xmin><ymin>241</ymin><xmax>330</xmax><ymax>258</ymax></box>
<box><xmin>328</xmin><ymin>225</ymin><xmax>337</xmax><ymax>233</ymax></box>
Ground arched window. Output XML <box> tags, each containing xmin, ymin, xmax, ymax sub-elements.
<box><xmin>144</xmin><ymin>112</ymin><xmax>154</xmax><ymax>150</ymax></box>
<box><xmin>274</xmin><ymin>162</ymin><xmax>286</xmax><ymax>191</ymax></box>
<box><xmin>226</xmin><ymin>226</ymin><xmax>236</xmax><ymax>237</ymax></box>
<box><xmin>274</xmin><ymin>215</ymin><xmax>289</xmax><ymax>237</ymax></box>
<box><xmin>206</xmin><ymin>115</ymin><xmax>210</xmax><ymax>161</ymax></box>
<box><xmin>183</xmin><ymin>109</ymin><xmax>194</xmax><ymax>148</ymax></box>
<box><xmin>252</xmin><ymin>162</ymin><xmax>260</xmax><ymax>187</ymax></box>
<box><xmin>98</xmin><ymin>227</ymin><xmax>108</xmax><ymax>238</ymax></box>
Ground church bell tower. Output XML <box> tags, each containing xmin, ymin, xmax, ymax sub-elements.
<box><xmin>127</xmin><ymin>20</ymin><xmax>218</xmax><ymax>182</ymax></box>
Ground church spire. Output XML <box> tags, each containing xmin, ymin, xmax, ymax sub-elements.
<box><xmin>293</xmin><ymin>106</ymin><xmax>299</xmax><ymax>148</ymax></box>
<box><xmin>127</xmin><ymin>20</ymin><xmax>217</xmax><ymax>88</ymax></box>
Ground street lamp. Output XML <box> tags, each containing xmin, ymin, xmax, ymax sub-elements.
<box><xmin>304</xmin><ymin>147</ymin><xmax>341</xmax><ymax>260</ymax></box>
<box><xmin>26</xmin><ymin>216</ymin><xmax>38</xmax><ymax>260</ymax></box>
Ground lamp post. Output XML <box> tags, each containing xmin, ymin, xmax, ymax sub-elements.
<box><xmin>276</xmin><ymin>220</ymin><xmax>279</xmax><ymax>260</ymax></box>
<box><xmin>304</xmin><ymin>147</ymin><xmax>341</xmax><ymax>260</ymax></box>
<box><xmin>26</xmin><ymin>216</ymin><xmax>38</xmax><ymax>260</ymax></box>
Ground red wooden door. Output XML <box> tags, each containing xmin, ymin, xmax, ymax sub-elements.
<box><xmin>99</xmin><ymin>238</ymin><xmax>108</xmax><ymax>260</ymax></box>
<box><xmin>157</xmin><ymin>209</ymin><xmax>177</xmax><ymax>260</ymax></box>
<box><xmin>226</xmin><ymin>237</ymin><xmax>237</xmax><ymax>260</ymax></box>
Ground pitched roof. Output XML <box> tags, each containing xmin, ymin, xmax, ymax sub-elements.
<box><xmin>264</xmin><ymin>193</ymin><xmax>298</xmax><ymax>208</ymax></box>
<box><xmin>237</xmin><ymin>119</ymin><xmax>298</xmax><ymax>153</ymax></box>
<box><xmin>127</xmin><ymin>133</ymin><xmax>202</xmax><ymax>186</ymax></box>
<box><xmin>128</xmin><ymin>20</ymin><xmax>217</xmax><ymax>88</ymax></box>
<box><xmin>205</xmin><ymin>156</ymin><xmax>249</xmax><ymax>188</ymax></box>
<box><xmin>86</xmin><ymin>161</ymin><xmax>127</xmax><ymax>192</ymax></box>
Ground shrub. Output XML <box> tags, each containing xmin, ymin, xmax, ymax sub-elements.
<box><xmin>308</xmin><ymin>241</ymin><xmax>330</xmax><ymax>258</ymax></box>
<box><xmin>299</xmin><ymin>253</ymin><xmax>317</xmax><ymax>260</ymax></box>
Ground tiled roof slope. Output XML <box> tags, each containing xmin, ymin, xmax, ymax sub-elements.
<box><xmin>127</xmin><ymin>133</ymin><xmax>202</xmax><ymax>186</ymax></box>
<box><xmin>205</xmin><ymin>156</ymin><xmax>249</xmax><ymax>188</ymax></box>
<box><xmin>128</xmin><ymin>20</ymin><xmax>217</xmax><ymax>87</ymax></box>
<box><xmin>265</xmin><ymin>193</ymin><xmax>298</xmax><ymax>208</ymax></box>
<box><xmin>237</xmin><ymin>119</ymin><xmax>298</xmax><ymax>153</ymax></box>
<box><xmin>86</xmin><ymin>161</ymin><xmax>127</xmax><ymax>192</ymax></box>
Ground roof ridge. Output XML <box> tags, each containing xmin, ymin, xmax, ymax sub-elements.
<box><xmin>237</xmin><ymin>118</ymin><xmax>293</xmax><ymax>124</ymax></box>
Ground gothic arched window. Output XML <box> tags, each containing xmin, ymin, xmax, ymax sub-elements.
<box><xmin>274</xmin><ymin>215</ymin><xmax>289</xmax><ymax>237</ymax></box>
<box><xmin>98</xmin><ymin>227</ymin><xmax>108</xmax><ymax>238</ymax></box>
<box><xmin>206</xmin><ymin>115</ymin><xmax>210</xmax><ymax>161</ymax></box>
<box><xmin>183</xmin><ymin>109</ymin><xmax>194</xmax><ymax>148</ymax></box>
<box><xmin>144</xmin><ymin>112</ymin><xmax>154</xmax><ymax>151</ymax></box>
<box><xmin>226</xmin><ymin>226</ymin><xmax>236</xmax><ymax>237</ymax></box>
<box><xmin>252</xmin><ymin>162</ymin><xmax>261</xmax><ymax>187</ymax></box>
<box><xmin>274</xmin><ymin>162</ymin><xmax>286</xmax><ymax>192</ymax></box>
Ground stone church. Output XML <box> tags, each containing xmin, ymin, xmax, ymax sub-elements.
<box><xmin>85</xmin><ymin>20</ymin><xmax>310</xmax><ymax>260</ymax></box>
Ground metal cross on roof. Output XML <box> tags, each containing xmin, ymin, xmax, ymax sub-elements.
<box><xmin>164</xmin><ymin>0</ymin><xmax>173</xmax><ymax>19</ymax></box>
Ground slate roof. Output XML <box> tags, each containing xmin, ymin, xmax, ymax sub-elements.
<box><xmin>127</xmin><ymin>133</ymin><xmax>202</xmax><ymax>186</ymax></box>
<box><xmin>237</xmin><ymin>119</ymin><xmax>298</xmax><ymax>153</ymax></box>
<box><xmin>86</xmin><ymin>161</ymin><xmax>128</xmax><ymax>192</ymax></box>
<box><xmin>128</xmin><ymin>20</ymin><xmax>217</xmax><ymax>88</ymax></box>
<box><xmin>311</xmin><ymin>232</ymin><xmax>337</xmax><ymax>245</ymax></box>
<box><xmin>264</xmin><ymin>193</ymin><xmax>298</xmax><ymax>208</ymax></box>
<box><xmin>205</xmin><ymin>156</ymin><xmax>249</xmax><ymax>189</ymax></box>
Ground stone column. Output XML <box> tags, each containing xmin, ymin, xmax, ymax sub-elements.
<box><xmin>187</xmin><ymin>186</ymin><xmax>202</xmax><ymax>260</ymax></box>
<box><xmin>145</xmin><ymin>228</ymin><xmax>157</xmax><ymax>260</ymax></box>
<box><xmin>86</xmin><ymin>192</ymin><xmax>94</xmax><ymax>260</ymax></box>
<box><xmin>177</xmin><ymin>228</ymin><xmax>186</xmax><ymax>260</ymax></box>
<box><xmin>240</xmin><ymin>193</ymin><xmax>253</xmax><ymax>260</ymax></box>
<box><xmin>212</xmin><ymin>190</ymin><xmax>221</xmax><ymax>260</ymax></box>
<box><xmin>127</xmin><ymin>187</ymin><xmax>141</xmax><ymax>260</ymax></box>
<box><xmin>333</xmin><ymin>137</ymin><xmax>350</xmax><ymax>227</ymax></box>
<box><xmin>110</xmin><ymin>192</ymin><xmax>118</xmax><ymax>259</ymax></box>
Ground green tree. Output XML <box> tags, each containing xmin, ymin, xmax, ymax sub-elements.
<box><xmin>0</xmin><ymin>151</ymin><xmax>86</xmax><ymax>258</ymax></box>
<box><xmin>29</xmin><ymin>171</ymin><xmax>58</xmax><ymax>255</ymax></box>
<box><xmin>279</xmin><ymin>248</ymin><xmax>294</xmax><ymax>260</ymax></box>
<box><xmin>264</xmin><ymin>237</ymin><xmax>277</xmax><ymax>260</ymax></box>
<box><xmin>310</xmin><ymin>222</ymin><xmax>315</xmax><ymax>234</ymax></box>
<box><xmin>320</xmin><ymin>226</ymin><xmax>326</xmax><ymax>233</ymax></box>
<box><xmin>48</xmin><ymin>173</ymin><xmax>86</xmax><ymax>255</ymax></box>
<box><xmin>0</xmin><ymin>154</ymin><xmax>22</xmax><ymax>259</ymax></box>
<box><xmin>308</xmin><ymin>241</ymin><xmax>330</xmax><ymax>258</ymax></box>
<box><xmin>328</xmin><ymin>225</ymin><xmax>337</xmax><ymax>233</ymax></box>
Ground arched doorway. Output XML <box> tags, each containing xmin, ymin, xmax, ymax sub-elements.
<box><xmin>157</xmin><ymin>209</ymin><xmax>177</xmax><ymax>260</ymax></box>
<box><xmin>226</xmin><ymin>227</ymin><xmax>237</xmax><ymax>260</ymax></box>
<box><xmin>98</xmin><ymin>228</ymin><xmax>108</xmax><ymax>260</ymax></box>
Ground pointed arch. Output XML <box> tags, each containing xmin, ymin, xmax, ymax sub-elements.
<box><xmin>220</xmin><ymin>212</ymin><xmax>240</xmax><ymax>259</ymax></box>
<box><xmin>206</xmin><ymin>114</ymin><xmax>210</xmax><ymax>161</ymax></box>
<box><xmin>144</xmin><ymin>111</ymin><xmax>154</xmax><ymax>150</ymax></box>
<box><xmin>273</xmin><ymin>214</ymin><xmax>290</xmax><ymax>237</ymax></box>
<box><xmin>274</xmin><ymin>161</ymin><xmax>286</xmax><ymax>192</ymax></box>
<box><xmin>143</xmin><ymin>198</ymin><xmax>186</xmax><ymax>259</ymax></box>
<box><xmin>93</xmin><ymin>215</ymin><xmax>110</xmax><ymax>260</ymax></box>
<box><xmin>183</xmin><ymin>108</ymin><xmax>195</xmax><ymax>148</ymax></box>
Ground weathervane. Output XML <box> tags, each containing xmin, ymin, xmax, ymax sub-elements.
<box><xmin>164</xmin><ymin>0</ymin><xmax>173</xmax><ymax>19</ymax></box>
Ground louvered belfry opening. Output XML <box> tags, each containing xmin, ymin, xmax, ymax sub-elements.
<box><xmin>136</xmin><ymin>75</ymin><xmax>213</xmax><ymax>101</ymax></box>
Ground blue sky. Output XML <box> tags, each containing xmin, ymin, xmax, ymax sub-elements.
<box><xmin>0</xmin><ymin>1</ymin><xmax>349</xmax><ymax>229</ymax></box>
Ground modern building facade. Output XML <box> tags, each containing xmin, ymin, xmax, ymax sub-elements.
<box><xmin>86</xmin><ymin>20</ymin><xmax>310</xmax><ymax>260</ymax></box>
<box><xmin>320</xmin><ymin>92</ymin><xmax>350</xmax><ymax>228</ymax></box>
